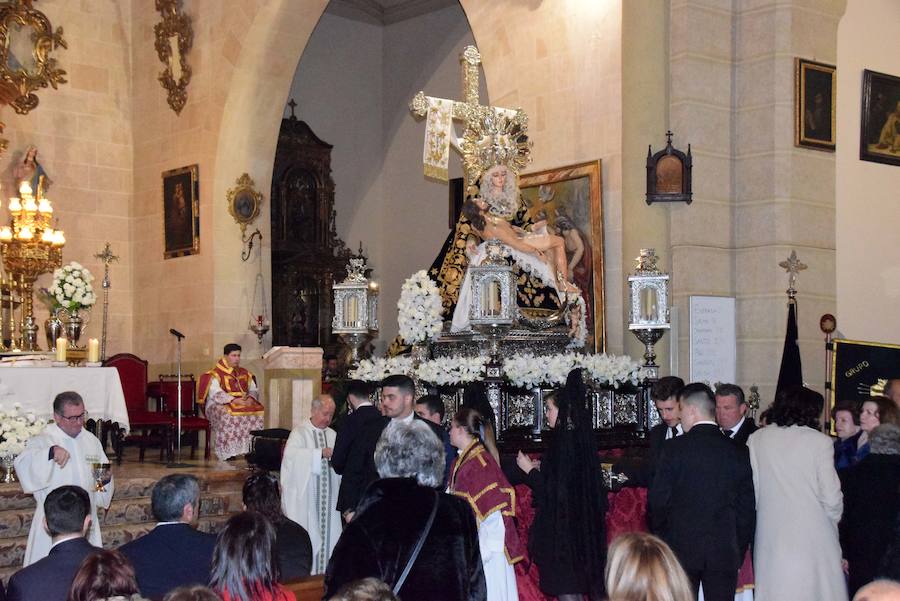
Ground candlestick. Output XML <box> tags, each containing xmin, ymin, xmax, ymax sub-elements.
<box><xmin>56</xmin><ymin>338</ymin><xmax>67</xmax><ymax>362</ymax></box>
<box><xmin>87</xmin><ymin>338</ymin><xmax>100</xmax><ymax>363</ymax></box>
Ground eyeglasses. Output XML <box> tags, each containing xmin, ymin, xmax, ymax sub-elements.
<box><xmin>57</xmin><ymin>411</ymin><xmax>88</xmax><ymax>423</ymax></box>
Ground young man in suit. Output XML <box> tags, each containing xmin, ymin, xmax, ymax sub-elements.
<box><xmin>6</xmin><ymin>485</ymin><xmax>99</xmax><ymax>601</ymax></box>
<box><xmin>332</xmin><ymin>380</ymin><xmax>384</xmax><ymax>523</ymax></box>
<box><xmin>119</xmin><ymin>474</ymin><xmax>216</xmax><ymax>599</ymax></box>
<box><xmin>715</xmin><ymin>383</ymin><xmax>757</xmax><ymax>445</ymax></box>
<box><xmin>649</xmin><ymin>383</ymin><xmax>755</xmax><ymax>601</ymax></box>
<box><xmin>625</xmin><ymin>376</ymin><xmax>685</xmax><ymax>487</ymax></box>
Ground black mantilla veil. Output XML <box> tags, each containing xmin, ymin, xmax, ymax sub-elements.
<box><xmin>540</xmin><ymin>368</ymin><xmax>608</xmax><ymax>598</ymax></box>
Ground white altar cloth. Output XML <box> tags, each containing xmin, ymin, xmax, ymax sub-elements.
<box><xmin>0</xmin><ymin>367</ymin><xmax>130</xmax><ymax>432</ymax></box>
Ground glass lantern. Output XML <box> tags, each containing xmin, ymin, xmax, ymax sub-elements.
<box><xmin>332</xmin><ymin>257</ymin><xmax>378</xmax><ymax>367</ymax></box>
<box><xmin>469</xmin><ymin>240</ymin><xmax>517</xmax><ymax>358</ymax></box>
<box><xmin>627</xmin><ymin>248</ymin><xmax>670</xmax><ymax>378</ymax></box>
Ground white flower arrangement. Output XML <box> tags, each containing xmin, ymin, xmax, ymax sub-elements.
<box><xmin>397</xmin><ymin>271</ymin><xmax>443</xmax><ymax>345</ymax></box>
<box><xmin>349</xmin><ymin>356</ymin><xmax>415</xmax><ymax>381</ymax></box>
<box><xmin>503</xmin><ymin>352</ymin><xmax>643</xmax><ymax>389</ymax></box>
<box><xmin>414</xmin><ymin>355</ymin><xmax>489</xmax><ymax>386</ymax></box>
<box><xmin>0</xmin><ymin>403</ymin><xmax>48</xmax><ymax>458</ymax></box>
<box><xmin>48</xmin><ymin>262</ymin><xmax>97</xmax><ymax>311</ymax></box>
<box><xmin>578</xmin><ymin>353</ymin><xmax>643</xmax><ymax>388</ymax></box>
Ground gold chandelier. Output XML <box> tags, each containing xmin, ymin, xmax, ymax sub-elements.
<box><xmin>0</xmin><ymin>180</ymin><xmax>64</xmax><ymax>347</ymax></box>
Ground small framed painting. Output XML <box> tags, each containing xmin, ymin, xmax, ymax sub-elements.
<box><xmin>795</xmin><ymin>58</ymin><xmax>836</xmax><ymax>151</ymax></box>
<box><xmin>860</xmin><ymin>69</ymin><xmax>900</xmax><ymax>167</ymax></box>
<box><xmin>162</xmin><ymin>164</ymin><xmax>199</xmax><ymax>259</ymax></box>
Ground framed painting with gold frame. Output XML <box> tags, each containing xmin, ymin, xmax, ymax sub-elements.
<box><xmin>795</xmin><ymin>58</ymin><xmax>836</xmax><ymax>151</ymax></box>
<box><xmin>162</xmin><ymin>164</ymin><xmax>199</xmax><ymax>259</ymax></box>
<box><xmin>860</xmin><ymin>69</ymin><xmax>900</xmax><ymax>167</ymax></box>
<box><xmin>519</xmin><ymin>160</ymin><xmax>605</xmax><ymax>352</ymax></box>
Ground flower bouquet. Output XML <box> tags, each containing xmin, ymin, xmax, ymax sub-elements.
<box><xmin>397</xmin><ymin>271</ymin><xmax>443</xmax><ymax>345</ymax></box>
<box><xmin>0</xmin><ymin>404</ymin><xmax>48</xmax><ymax>481</ymax></box>
<box><xmin>48</xmin><ymin>262</ymin><xmax>97</xmax><ymax>312</ymax></box>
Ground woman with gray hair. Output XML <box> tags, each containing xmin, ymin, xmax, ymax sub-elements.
<box><xmin>840</xmin><ymin>423</ymin><xmax>900</xmax><ymax>596</ymax></box>
<box><xmin>324</xmin><ymin>420</ymin><xmax>486</xmax><ymax>601</ymax></box>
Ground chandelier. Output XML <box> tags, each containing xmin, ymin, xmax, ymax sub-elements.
<box><xmin>0</xmin><ymin>180</ymin><xmax>64</xmax><ymax>348</ymax></box>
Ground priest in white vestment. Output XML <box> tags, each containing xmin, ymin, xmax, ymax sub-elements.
<box><xmin>281</xmin><ymin>394</ymin><xmax>342</xmax><ymax>575</ymax></box>
<box><xmin>15</xmin><ymin>391</ymin><xmax>113</xmax><ymax>566</ymax></box>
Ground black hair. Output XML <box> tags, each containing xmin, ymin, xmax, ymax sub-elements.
<box><xmin>53</xmin><ymin>391</ymin><xmax>84</xmax><ymax>415</ymax></box>
<box><xmin>715</xmin><ymin>383</ymin><xmax>746</xmax><ymax>406</ymax></box>
<box><xmin>67</xmin><ymin>549</ymin><xmax>140</xmax><ymax>601</ymax></box>
<box><xmin>209</xmin><ymin>512</ymin><xmax>280</xmax><ymax>601</ymax></box>
<box><xmin>461</xmin><ymin>382</ymin><xmax>496</xmax><ymax>434</ymax></box>
<box><xmin>346</xmin><ymin>379</ymin><xmax>374</xmax><ymax>402</ymax></box>
<box><xmin>461</xmin><ymin>198</ymin><xmax>486</xmax><ymax>231</ymax></box>
<box><xmin>45</xmin><ymin>485</ymin><xmax>90</xmax><ymax>537</ymax></box>
<box><xmin>453</xmin><ymin>406</ymin><xmax>484</xmax><ymax>438</ymax></box>
<box><xmin>833</xmin><ymin>399</ymin><xmax>861</xmax><ymax>426</ymax></box>
<box><xmin>223</xmin><ymin>343</ymin><xmax>241</xmax><ymax>355</ymax></box>
<box><xmin>766</xmin><ymin>386</ymin><xmax>824</xmax><ymax>429</ymax></box>
<box><xmin>650</xmin><ymin>376</ymin><xmax>684</xmax><ymax>402</ymax></box>
<box><xmin>679</xmin><ymin>382</ymin><xmax>716</xmax><ymax>418</ymax></box>
<box><xmin>151</xmin><ymin>474</ymin><xmax>200</xmax><ymax>522</ymax></box>
<box><xmin>380</xmin><ymin>374</ymin><xmax>415</xmax><ymax>397</ymax></box>
<box><xmin>415</xmin><ymin>394</ymin><xmax>445</xmax><ymax>421</ymax></box>
<box><xmin>540</xmin><ymin>368</ymin><xmax>607</xmax><ymax>598</ymax></box>
<box><xmin>242</xmin><ymin>471</ymin><xmax>284</xmax><ymax>524</ymax></box>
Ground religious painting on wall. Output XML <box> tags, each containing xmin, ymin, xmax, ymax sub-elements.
<box><xmin>519</xmin><ymin>160</ymin><xmax>605</xmax><ymax>352</ymax></box>
<box><xmin>860</xmin><ymin>69</ymin><xmax>900</xmax><ymax>166</ymax></box>
<box><xmin>162</xmin><ymin>164</ymin><xmax>199</xmax><ymax>259</ymax></box>
<box><xmin>795</xmin><ymin>58</ymin><xmax>836</xmax><ymax>151</ymax></box>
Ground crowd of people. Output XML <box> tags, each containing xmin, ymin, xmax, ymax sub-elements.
<box><xmin>4</xmin><ymin>373</ymin><xmax>900</xmax><ymax>601</ymax></box>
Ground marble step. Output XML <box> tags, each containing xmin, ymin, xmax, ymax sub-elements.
<box><xmin>0</xmin><ymin>513</ymin><xmax>232</xmax><ymax>579</ymax></box>
<box><xmin>0</xmin><ymin>489</ymin><xmax>240</xmax><ymax>541</ymax></box>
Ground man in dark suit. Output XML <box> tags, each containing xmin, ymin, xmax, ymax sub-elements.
<box><xmin>119</xmin><ymin>474</ymin><xmax>216</xmax><ymax>600</ymax></box>
<box><xmin>715</xmin><ymin>383</ymin><xmax>757</xmax><ymax>445</ymax></box>
<box><xmin>649</xmin><ymin>383</ymin><xmax>755</xmax><ymax>601</ymax></box>
<box><xmin>625</xmin><ymin>376</ymin><xmax>684</xmax><ymax>487</ymax></box>
<box><xmin>7</xmin><ymin>485</ymin><xmax>99</xmax><ymax>601</ymax></box>
<box><xmin>332</xmin><ymin>380</ymin><xmax>385</xmax><ymax>523</ymax></box>
<box><xmin>361</xmin><ymin>375</ymin><xmax>454</xmax><ymax>490</ymax></box>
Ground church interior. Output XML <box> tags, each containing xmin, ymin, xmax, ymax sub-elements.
<box><xmin>0</xmin><ymin>0</ymin><xmax>898</xmax><ymax>594</ymax></box>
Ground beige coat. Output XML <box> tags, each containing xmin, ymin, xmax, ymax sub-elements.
<box><xmin>748</xmin><ymin>425</ymin><xmax>848</xmax><ymax>601</ymax></box>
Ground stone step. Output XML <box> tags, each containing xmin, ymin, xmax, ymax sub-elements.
<box><xmin>0</xmin><ymin>513</ymin><xmax>232</xmax><ymax>581</ymax></box>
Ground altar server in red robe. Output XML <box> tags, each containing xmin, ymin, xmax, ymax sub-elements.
<box><xmin>450</xmin><ymin>406</ymin><xmax>525</xmax><ymax>601</ymax></box>
<box><xmin>199</xmin><ymin>343</ymin><xmax>264</xmax><ymax>461</ymax></box>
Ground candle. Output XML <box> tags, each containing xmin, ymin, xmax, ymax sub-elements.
<box><xmin>56</xmin><ymin>338</ymin><xmax>67</xmax><ymax>362</ymax></box>
<box><xmin>640</xmin><ymin>288</ymin><xmax>658</xmax><ymax>322</ymax></box>
<box><xmin>347</xmin><ymin>296</ymin><xmax>359</xmax><ymax>325</ymax></box>
<box><xmin>489</xmin><ymin>282</ymin><xmax>501</xmax><ymax>316</ymax></box>
<box><xmin>87</xmin><ymin>338</ymin><xmax>100</xmax><ymax>363</ymax></box>
<box><xmin>7</xmin><ymin>197</ymin><xmax>21</xmax><ymax>212</ymax></box>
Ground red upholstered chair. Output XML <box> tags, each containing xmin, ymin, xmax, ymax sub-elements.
<box><xmin>105</xmin><ymin>353</ymin><xmax>172</xmax><ymax>463</ymax></box>
<box><xmin>148</xmin><ymin>375</ymin><xmax>211</xmax><ymax>459</ymax></box>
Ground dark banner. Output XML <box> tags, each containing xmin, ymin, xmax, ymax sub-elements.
<box><xmin>831</xmin><ymin>338</ymin><xmax>900</xmax><ymax>405</ymax></box>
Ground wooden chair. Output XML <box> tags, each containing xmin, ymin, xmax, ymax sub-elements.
<box><xmin>105</xmin><ymin>353</ymin><xmax>172</xmax><ymax>463</ymax></box>
<box><xmin>283</xmin><ymin>576</ymin><xmax>325</xmax><ymax>601</ymax></box>
<box><xmin>148</xmin><ymin>374</ymin><xmax>211</xmax><ymax>459</ymax></box>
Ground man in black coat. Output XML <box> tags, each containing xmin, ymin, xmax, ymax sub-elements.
<box><xmin>7</xmin><ymin>486</ymin><xmax>99</xmax><ymax>601</ymax></box>
<box><xmin>715</xmin><ymin>383</ymin><xmax>757</xmax><ymax>445</ymax></box>
<box><xmin>624</xmin><ymin>376</ymin><xmax>684</xmax><ymax>487</ymax></box>
<box><xmin>119</xmin><ymin>474</ymin><xmax>216</xmax><ymax>600</ymax></box>
<box><xmin>360</xmin><ymin>375</ymin><xmax>455</xmax><ymax>490</ymax></box>
<box><xmin>332</xmin><ymin>379</ymin><xmax>385</xmax><ymax>522</ymax></box>
<box><xmin>649</xmin><ymin>383</ymin><xmax>755</xmax><ymax>601</ymax></box>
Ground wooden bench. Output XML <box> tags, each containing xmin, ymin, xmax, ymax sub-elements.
<box><xmin>283</xmin><ymin>575</ymin><xmax>326</xmax><ymax>601</ymax></box>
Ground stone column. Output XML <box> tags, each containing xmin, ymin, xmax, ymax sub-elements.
<box><xmin>262</xmin><ymin>346</ymin><xmax>323</xmax><ymax>430</ymax></box>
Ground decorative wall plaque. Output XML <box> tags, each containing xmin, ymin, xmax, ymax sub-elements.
<box><xmin>154</xmin><ymin>0</ymin><xmax>192</xmax><ymax>115</ymax></box>
<box><xmin>646</xmin><ymin>131</ymin><xmax>692</xmax><ymax>204</ymax></box>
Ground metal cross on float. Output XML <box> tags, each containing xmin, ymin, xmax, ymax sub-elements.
<box><xmin>410</xmin><ymin>46</ymin><xmax>488</xmax><ymax>140</ymax></box>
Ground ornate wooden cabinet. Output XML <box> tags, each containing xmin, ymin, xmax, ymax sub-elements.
<box><xmin>270</xmin><ymin>116</ymin><xmax>353</xmax><ymax>352</ymax></box>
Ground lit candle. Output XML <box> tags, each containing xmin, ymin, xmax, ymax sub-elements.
<box><xmin>640</xmin><ymin>288</ymin><xmax>658</xmax><ymax>322</ymax></box>
<box><xmin>8</xmin><ymin>197</ymin><xmax>21</xmax><ymax>212</ymax></box>
<box><xmin>18</xmin><ymin>226</ymin><xmax>33</xmax><ymax>240</ymax></box>
<box><xmin>56</xmin><ymin>338</ymin><xmax>67</xmax><ymax>362</ymax></box>
<box><xmin>87</xmin><ymin>338</ymin><xmax>100</xmax><ymax>363</ymax></box>
<box><xmin>37</xmin><ymin>199</ymin><xmax>52</xmax><ymax>213</ymax></box>
<box><xmin>489</xmin><ymin>282</ymin><xmax>501</xmax><ymax>316</ymax></box>
<box><xmin>0</xmin><ymin>226</ymin><xmax>11</xmax><ymax>241</ymax></box>
<box><xmin>41</xmin><ymin>229</ymin><xmax>54</xmax><ymax>243</ymax></box>
<box><xmin>18</xmin><ymin>182</ymin><xmax>32</xmax><ymax>196</ymax></box>
<box><xmin>52</xmin><ymin>230</ymin><xmax>65</xmax><ymax>246</ymax></box>
<box><xmin>347</xmin><ymin>296</ymin><xmax>359</xmax><ymax>325</ymax></box>
<box><xmin>23</xmin><ymin>198</ymin><xmax>37</xmax><ymax>213</ymax></box>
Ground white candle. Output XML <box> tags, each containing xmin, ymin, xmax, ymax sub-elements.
<box><xmin>56</xmin><ymin>338</ymin><xmax>67</xmax><ymax>362</ymax></box>
<box><xmin>87</xmin><ymin>338</ymin><xmax>100</xmax><ymax>363</ymax></box>
<box><xmin>347</xmin><ymin>296</ymin><xmax>359</xmax><ymax>325</ymax></box>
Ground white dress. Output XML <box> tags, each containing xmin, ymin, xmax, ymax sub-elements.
<box><xmin>479</xmin><ymin>511</ymin><xmax>519</xmax><ymax>601</ymax></box>
<box><xmin>748</xmin><ymin>425</ymin><xmax>848</xmax><ymax>601</ymax></box>
<box><xmin>15</xmin><ymin>423</ymin><xmax>113</xmax><ymax>565</ymax></box>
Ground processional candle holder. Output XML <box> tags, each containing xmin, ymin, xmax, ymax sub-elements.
<box><xmin>332</xmin><ymin>257</ymin><xmax>379</xmax><ymax>370</ymax></box>
<box><xmin>469</xmin><ymin>240</ymin><xmax>517</xmax><ymax>360</ymax></box>
<box><xmin>627</xmin><ymin>248</ymin><xmax>670</xmax><ymax>380</ymax></box>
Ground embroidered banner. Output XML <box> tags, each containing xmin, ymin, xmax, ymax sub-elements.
<box><xmin>423</xmin><ymin>96</ymin><xmax>454</xmax><ymax>180</ymax></box>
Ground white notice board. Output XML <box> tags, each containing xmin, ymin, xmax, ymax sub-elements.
<box><xmin>689</xmin><ymin>296</ymin><xmax>736</xmax><ymax>384</ymax></box>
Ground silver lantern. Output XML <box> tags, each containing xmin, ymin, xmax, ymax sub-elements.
<box><xmin>469</xmin><ymin>239</ymin><xmax>517</xmax><ymax>357</ymax></box>
<box><xmin>332</xmin><ymin>257</ymin><xmax>379</xmax><ymax>368</ymax></box>
<box><xmin>627</xmin><ymin>248</ymin><xmax>670</xmax><ymax>379</ymax></box>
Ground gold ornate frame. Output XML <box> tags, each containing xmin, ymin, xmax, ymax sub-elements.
<box><xmin>0</xmin><ymin>0</ymin><xmax>67</xmax><ymax>116</ymax></box>
<box><xmin>795</xmin><ymin>58</ymin><xmax>836</xmax><ymax>152</ymax></box>
<box><xmin>226</xmin><ymin>173</ymin><xmax>263</xmax><ymax>234</ymax></box>
<box><xmin>519</xmin><ymin>160</ymin><xmax>606</xmax><ymax>352</ymax></box>
<box><xmin>162</xmin><ymin>164</ymin><xmax>199</xmax><ymax>259</ymax></box>
<box><xmin>154</xmin><ymin>0</ymin><xmax>192</xmax><ymax>115</ymax></box>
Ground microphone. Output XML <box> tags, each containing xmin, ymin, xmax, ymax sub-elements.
<box><xmin>169</xmin><ymin>328</ymin><xmax>185</xmax><ymax>339</ymax></box>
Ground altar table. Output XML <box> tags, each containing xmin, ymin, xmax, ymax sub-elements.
<box><xmin>0</xmin><ymin>366</ymin><xmax>130</xmax><ymax>432</ymax></box>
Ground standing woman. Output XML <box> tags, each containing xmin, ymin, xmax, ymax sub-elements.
<box><xmin>516</xmin><ymin>369</ymin><xmax>608</xmax><ymax>601</ymax></box>
<box><xmin>449</xmin><ymin>406</ymin><xmax>525</xmax><ymax>601</ymax></box>
<box><xmin>857</xmin><ymin>396</ymin><xmax>900</xmax><ymax>461</ymax></box>
<box><xmin>748</xmin><ymin>386</ymin><xmax>847</xmax><ymax>601</ymax></box>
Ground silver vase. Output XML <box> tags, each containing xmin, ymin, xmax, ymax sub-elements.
<box><xmin>65</xmin><ymin>310</ymin><xmax>84</xmax><ymax>349</ymax></box>
<box><xmin>1</xmin><ymin>456</ymin><xmax>17</xmax><ymax>484</ymax></box>
<box><xmin>45</xmin><ymin>314</ymin><xmax>63</xmax><ymax>350</ymax></box>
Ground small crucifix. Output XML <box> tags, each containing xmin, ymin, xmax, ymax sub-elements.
<box><xmin>778</xmin><ymin>249</ymin><xmax>807</xmax><ymax>300</ymax></box>
<box><xmin>287</xmin><ymin>98</ymin><xmax>297</xmax><ymax>120</ymax></box>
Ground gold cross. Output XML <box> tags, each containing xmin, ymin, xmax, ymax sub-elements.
<box><xmin>94</xmin><ymin>242</ymin><xmax>119</xmax><ymax>266</ymax></box>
